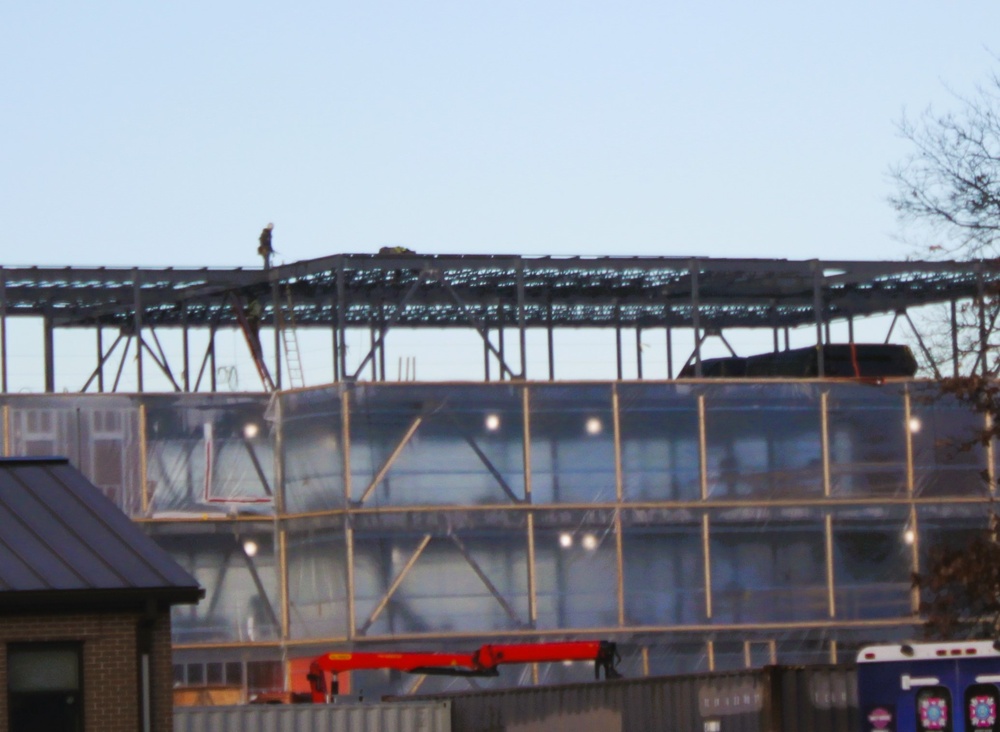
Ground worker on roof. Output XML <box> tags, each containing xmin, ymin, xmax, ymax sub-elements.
<box><xmin>258</xmin><ymin>223</ymin><xmax>275</xmax><ymax>269</ymax></box>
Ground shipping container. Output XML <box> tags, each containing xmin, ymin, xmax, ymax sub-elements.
<box><xmin>173</xmin><ymin>700</ymin><xmax>451</xmax><ymax>732</ymax></box>
<box><xmin>398</xmin><ymin>665</ymin><xmax>857</xmax><ymax>732</ymax></box>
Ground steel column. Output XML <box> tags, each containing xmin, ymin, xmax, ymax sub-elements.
<box><xmin>904</xmin><ymin>386</ymin><xmax>920</xmax><ymax>614</ymax></box>
<box><xmin>615</xmin><ymin>302</ymin><xmax>623</xmax><ymax>380</ymax></box>
<box><xmin>342</xmin><ymin>387</ymin><xmax>356</xmax><ymax>638</ymax></box>
<box><xmin>133</xmin><ymin>269</ymin><xmax>144</xmax><ymax>391</ymax></box>
<box><xmin>378</xmin><ymin>301</ymin><xmax>387</xmax><ymax>381</ymax></box>
<box><xmin>547</xmin><ymin>301</ymin><xmax>555</xmax><ymax>381</ymax></box>
<box><xmin>272</xmin><ymin>273</ymin><xmax>282</xmax><ymax>390</ymax></box>
<box><xmin>522</xmin><ymin>386</ymin><xmax>537</xmax><ymax>627</ymax></box>
<box><xmin>337</xmin><ymin>258</ymin><xmax>347</xmax><ymax>380</ymax></box>
<box><xmin>272</xmin><ymin>394</ymin><xmax>289</xmax><ymax>646</ymax></box>
<box><xmin>96</xmin><ymin>328</ymin><xmax>105</xmax><ymax>393</ymax></box>
<box><xmin>209</xmin><ymin>327</ymin><xmax>217</xmax><ymax>392</ymax></box>
<box><xmin>690</xmin><ymin>261</ymin><xmax>702</xmax><ymax>377</ymax></box>
<box><xmin>498</xmin><ymin>306</ymin><xmax>506</xmax><ymax>380</ymax></box>
<box><xmin>821</xmin><ymin>391</ymin><xmax>835</xmax><ymax>618</ymax></box>
<box><xmin>635</xmin><ymin>327</ymin><xmax>643</xmax><ymax>379</ymax></box>
<box><xmin>812</xmin><ymin>261</ymin><xmax>824</xmax><ymax>376</ymax></box>
<box><xmin>182</xmin><ymin>302</ymin><xmax>190</xmax><ymax>392</ymax></box>
<box><xmin>666</xmin><ymin>323</ymin><xmax>674</xmax><ymax>379</ymax></box>
<box><xmin>43</xmin><ymin>314</ymin><xmax>54</xmax><ymax>392</ymax></box>
<box><xmin>698</xmin><ymin>393</ymin><xmax>711</xmax><ymax>619</ymax></box>
<box><xmin>332</xmin><ymin>305</ymin><xmax>340</xmax><ymax>383</ymax></box>
<box><xmin>612</xmin><ymin>384</ymin><xmax>625</xmax><ymax>626</ymax></box>
<box><xmin>483</xmin><ymin>323</ymin><xmax>491</xmax><ymax>381</ymax></box>
<box><xmin>140</xmin><ymin>401</ymin><xmax>149</xmax><ymax>515</ymax></box>
<box><xmin>517</xmin><ymin>261</ymin><xmax>527</xmax><ymax>379</ymax></box>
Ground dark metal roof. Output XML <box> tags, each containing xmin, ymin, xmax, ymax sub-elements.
<box><xmin>1</xmin><ymin>254</ymin><xmax>997</xmax><ymax>331</ymax></box>
<box><xmin>0</xmin><ymin>457</ymin><xmax>202</xmax><ymax>608</ymax></box>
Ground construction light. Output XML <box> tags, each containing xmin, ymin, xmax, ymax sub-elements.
<box><xmin>581</xmin><ymin>534</ymin><xmax>598</xmax><ymax>550</ymax></box>
<box><xmin>243</xmin><ymin>422</ymin><xmax>260</xmax><ymax>439</ymax></box>
<box><xmin>559</xmin><ymin>532</ymin><xmax>573</xmax><ymax>548</ymax></box>
<box><xmin>485</xmin><ymin>413</ymin><xmax>501</xmax><ymax>431</ymax></box>
<box><xmin>908</xmin><ymin>417</ymin><xmax>922</xmax><ymax>434</ymax></box>
<box><xmin>243</xmin><ymin>540</ymin><xmax>259</xmax><ymax>557</ymax></box>
<box><xmin>585</xmin><ymin>417</ymin><xmax>603</xmax><ymax>435</ymax></box>
<box><xmin>903</xmin><ymin>529</ymin><xmax>916</xmax><ymax>546</ymax></box>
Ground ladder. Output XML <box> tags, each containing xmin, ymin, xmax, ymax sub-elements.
<box><xmin>279</xmin><ymin>287</ymin><xmax>305</xmax><ymax>389</ymax></box>
<box><xmin>229</xmin><ymin>294</ymin><xmax>276</xmax><ymax>391</ymax></box>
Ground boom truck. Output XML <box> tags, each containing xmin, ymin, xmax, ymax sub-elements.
<box><xmin>255</xmin><ymin>640</ymin><xmax>621</xmax><ymax>703</ymax></box>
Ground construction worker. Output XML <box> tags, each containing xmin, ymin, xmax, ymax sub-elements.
<box><xmin>258</xmin><ymin>223</ymin><xmax>275</xmax><ymax>268</ymax></box>
<box><xmin>245</xmin><ymin>298</ymin><xmax>264</xmax><ymax>360</ymax></box>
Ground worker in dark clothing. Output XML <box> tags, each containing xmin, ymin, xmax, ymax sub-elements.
<box><xmin>258</xmin><ymin>223</ymin><xmax>275</xmax><ymax>269</ymax></box>
<box><xmin>246</xmin><ymin>298</ymin><xmax>264</xmax><ymax>359</ymax></box>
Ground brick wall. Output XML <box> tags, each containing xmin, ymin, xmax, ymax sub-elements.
<box><xmin>0</xmin><ymin>610</ymin><xmax>174</xmax><ymax>732</ymax></box>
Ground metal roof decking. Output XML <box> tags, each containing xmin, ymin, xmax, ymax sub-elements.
<box><xmin>0</xmin><ymin>254</ymin><xmax>994</xmax><ymax>330</ymax></box>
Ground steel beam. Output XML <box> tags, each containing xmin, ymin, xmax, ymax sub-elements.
<box><xmin>357</xmin><ymin>534</ymin><xmax>432</xmax><ymax>636</ymax></box>
<box><xmin>357</xmin><ymin>414</ymin><xmax>424</xmax><ymax>505</ymax></box>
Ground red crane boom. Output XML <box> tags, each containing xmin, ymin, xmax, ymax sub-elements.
<box><xmin>307</xmin><ymin>640</ymin><xmax>620</xmax><ymax>701</ymax></box>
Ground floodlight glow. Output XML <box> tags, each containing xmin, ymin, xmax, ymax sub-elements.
<box><xmin>243</xmin><ymin>540</ymin><xmax>259</xmax><ymax>557</ymax></box>
<box><xmin>903</xmin><ymin>529</ymin><xmax>916</xmax><ymax>545</ymax></box>
<box><xmin>243</xmin><ymin>422</ymin><xmax>260</xmax><ymax>439</ymax></box>
<box><xmin>485</xmin><ymin>413</ymin><xmax>501</xmax><ymax>431</ymax></box>
<box><xmin>585</xmin><ymin>417</ymin><xmax>603</xmax><ymax>435</ymax></box>
<box><xmin>581</xmin><ymin>533</ymin><xmax>598</xmax><ymax>550</ymax></box>
<box><xmin>559</xmin><ymin>532</ymin><xmax>573</xmax><ymax>548</ymax></box>
<box><xmin>908</xmin><ymin>417</ymin><xmax>922</xmax><ymax>434</ymax></box>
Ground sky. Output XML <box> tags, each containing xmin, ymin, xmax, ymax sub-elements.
<box><xmin>3</xmin><ymin>3</ymin><xmax>1000</xmax><ymax>389</ymax></box>
<box><xmin>4</xmin><ymin>2</ymin><xmax>1000</xmax><ymax>270</ymax></box>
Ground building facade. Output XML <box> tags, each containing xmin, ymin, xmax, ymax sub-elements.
<box><xmin>0</xmin><ymin>377</ymin><xmax>987</xmax><ymax>697</ymax></box>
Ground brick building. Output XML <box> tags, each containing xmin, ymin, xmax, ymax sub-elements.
<box><xmin>0</xmin><ymin>457</ymin><xmax>202</xmax><ymax>732</ymax></box>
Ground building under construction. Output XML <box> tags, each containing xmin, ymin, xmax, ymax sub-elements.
<box><xmin>0</xmin><ymin>253</ymin><xmax>996</xmax><ymax>696</ymax></box>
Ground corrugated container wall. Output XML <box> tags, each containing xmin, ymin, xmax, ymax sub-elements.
<box><xmin>402</xmin><ymin>665</ymin><xmax>857</xmax><ymax>732</ymax></box>
<box><xmin>173</xmin><ymin>701</ymin><xmax>451</xmax><ymax>732</ymax></box>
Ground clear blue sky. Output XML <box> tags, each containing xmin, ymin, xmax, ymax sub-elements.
<box><xmin>3</xmin><ymin>2</ymin><xmax>1000</xmax><ymax>269</ymax></box>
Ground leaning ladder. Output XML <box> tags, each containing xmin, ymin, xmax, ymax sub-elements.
<box><xmin>279</xmin><ymin>287</ymin><xmax>305</xmax><ymax>389</ymax></box>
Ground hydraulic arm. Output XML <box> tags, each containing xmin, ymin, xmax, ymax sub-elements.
<box><xmin>307</xmin><ymin>640</ymin><xmax>620</xmax><ymax>700</ymax></box>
